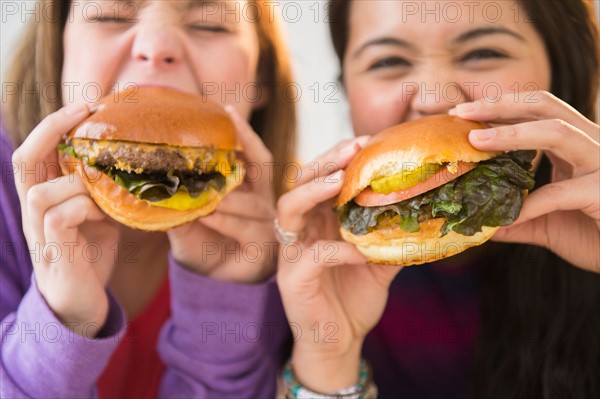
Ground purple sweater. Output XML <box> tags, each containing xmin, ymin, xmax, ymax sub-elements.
<box><xmin>0</xmin><ymin>130</ymin><xmax>287</xmax><ymax>398</ymax></box>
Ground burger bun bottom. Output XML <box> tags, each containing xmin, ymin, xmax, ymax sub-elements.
<box><xmin>340</xmin><ymin>219</ymin><xmax>498</xmax><ymax>266</ymax></box>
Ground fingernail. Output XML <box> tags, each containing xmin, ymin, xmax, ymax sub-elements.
<box><xmin>471</xmin><ymin>129</ymin><xmax>495</xmax><ymax>141</ymax></box>
<box><xmin>224</xmin><ymin>104</ymin><xmax>234</xmax><ymax>113</ymax></box>
<box><xmin>341</xmin><ymin>142</ymin><xmax>359</xmax><ymax>157</ymax></box>
<box><xmin>330</xmin><ymin>169</ymin><xmax>344</xmax><ymax>183</ymax></box>
<box><xmin>88</xmin><ymin>103</ymin><xmax>104</xmax><ymax>114</ymax></box>
<box><xmin>448</xmin><ymin>107</ymin><xmax>457</xmax><ymax>115</ymax></box>
<box><xmin>456</xmin><ymin>101</ymin><xmax>479</xmax><ymax>113</ymax></box>
<box><xmin>341</xmin><ymin>136</ymin><xmax>370</xmax><ymax>157</ymax></box>
<box><xmin>355</xmin><ymin>135</ymin><xmax>371</xmax><ymax>147</ymax></box>
<box><xmin>64</xmin><ymin>103</ymin><xmax>88</xmax><ymax>116</ymax></box>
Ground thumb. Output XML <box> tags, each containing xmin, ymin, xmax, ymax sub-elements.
<box><xmin>224</xmin><ymin>105</ymin><xmax>273</xmax><ymax>164</ymax></box>
<box><xmin>224</xmin><ymin>105</ymin><xmax>274</xmax><ymax>194</ymax></box>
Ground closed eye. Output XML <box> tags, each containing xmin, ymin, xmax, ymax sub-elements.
<box><xmin>460</xmin><ymin>49</ymin><xmax>507</xmax><ymax>62</ymax></box>
<box><xmin>90</xmin><ymin>16</ymin><xmax>137</xmax><ymax>23</ymax></box>
<box><xmin>188</xmin><ymin>24</ymin><xmax>229</xmax><ymax>33</ymax></box>
<box><xmin>368</xmin><ymin>57</ymin><xmax>412</xmax><ymax>71</ymax></box>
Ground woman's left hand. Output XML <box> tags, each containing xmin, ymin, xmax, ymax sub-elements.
<box><xmin>453</xmin><ymin>91</ymin><xmax>599</xmax><ymax>273</ymax></box>
<box><xmin>167</xmin><ymin>106</ymin><xmax>277</xmax><ymax>283</ymax></box>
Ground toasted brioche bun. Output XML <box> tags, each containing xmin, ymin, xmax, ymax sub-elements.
<box><xmin>337</xmin><ymin>115</ymin><xmax>500</xmax><ymax>208</ymax></box>
<box><xmin>61</xmin><ymin>87</ymin><xmax>243</xmax><ymax>231</ymax></box>
<box><xmin>338</xmin><ymin>115</ymin><xmax>504</xmax><ymax>266</ymax></box>
<box><xmin>341</xmin><ymin>220</ymin><xmax>499</xmax><ymax>266</ymax></box>
<box><xmin>68</xmin><ymin>87</ymin><xmax>238</xmax><ymax>150</ymax></box>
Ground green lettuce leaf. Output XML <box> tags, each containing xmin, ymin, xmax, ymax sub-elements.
<box><xmin>104</xmin><ymin>168</ymin><xmax>226</xmax><ymax>202</ymax></box>
<box><xmin>57</xmin><ymin>143</ymin><xmax>77</xmax><ymax>159</ymax></box>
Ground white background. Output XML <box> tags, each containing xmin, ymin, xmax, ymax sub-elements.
<box><xmin>0</xmin><ymin>0</ymin><xmax>352</xmax><ymax>162</ymax></box>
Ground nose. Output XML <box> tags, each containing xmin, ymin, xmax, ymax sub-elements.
<box><xmin>131</xmin><ymin>25</ymin><xmax>183</xmax><ymax>68</ymax></box>
<box><xmin>405</xmin><ymin>68</ymin><xmax>468</xmax><ymax>120</ymax></box>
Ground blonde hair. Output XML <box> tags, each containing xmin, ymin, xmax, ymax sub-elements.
<box><xmin>3</xmin><ymin>0</ymin><xmax>296</xmax><ymax>198</ymax></box>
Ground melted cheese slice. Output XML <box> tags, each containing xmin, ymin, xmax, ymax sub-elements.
<box><xmin>152</xmin><ymin>188</ymin><xmax>217</xmax><ymax>211</ymax></box>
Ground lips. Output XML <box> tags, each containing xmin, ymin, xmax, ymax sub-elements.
<box><xmin>134</xmin><ymin>83</ymin><xmax>187</xmax><ymax>92</ymax></box>
<box><xmin>113</xmin><ymin>76</ymin><xmax>200</xmax><ymax>96</ymax></box>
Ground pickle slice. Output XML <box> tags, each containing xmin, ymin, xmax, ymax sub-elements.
<box><xmin>371</xmin><ymin>163</ymin><xmax>441</xmax><ymax>194</ymax></box>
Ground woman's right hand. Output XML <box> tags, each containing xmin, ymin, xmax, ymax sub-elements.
<box><xmin>276</xmin><ymin>138</ymin><xmax>403</xmax><ymax>392</ymax></box>
<box><xmin>11</xmin><ymin>104</ymin><xmax>120</xmax><ymax>338</ymax></box>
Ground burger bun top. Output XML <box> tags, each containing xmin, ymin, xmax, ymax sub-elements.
<box><xmin>67</xmin><ymin>87</ymin><xmax>237</xmax><ymax>150</ymax></box>
<box><xmin>337</xmin><ymin>115</ymin><xmax>501</xmax><ymax>207</ymax></box>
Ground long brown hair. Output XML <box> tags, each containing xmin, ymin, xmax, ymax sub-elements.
<box><xmin>328</xmin><ymin>1</ymin><xmax>600</xmax><ymax>398</ymax></box>
<box><xmin>3</xmin><ymin>0</ymin><xmax>296</xmax><ymax>198</ymax></box>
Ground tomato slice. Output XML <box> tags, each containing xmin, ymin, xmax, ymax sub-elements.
<box><xmin>355</xmin><ymin>162</ymin><xmax>478</xmax><ymax>207</ymax></box>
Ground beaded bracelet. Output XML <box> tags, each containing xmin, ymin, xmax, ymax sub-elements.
<box><xmin>282</xmin><ymin>359</ymin><xmax>378</xmax><ymax>399</ymax></box>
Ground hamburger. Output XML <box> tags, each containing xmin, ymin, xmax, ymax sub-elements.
<box><xmin>336</xmin><ymin>115</ymin><xmax>536</xmax><ymax>266</ymax></box>
<box><xmin>58</xmin><ymin>87</ymin><xmax>243</xmax><ymax>231</ymax></box>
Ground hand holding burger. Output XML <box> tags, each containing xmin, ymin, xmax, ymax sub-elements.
<box><xmin>166</xmin><ymin>103</ymin><xmax>282</xmax><ymax>283</ymax></box>
<box><xmin>275</xmin><ymin>138</ymin><xmax>402</xmax><ymax>392</ymax></box>
<box><xmin>12</xmin><ymin>103</ymin><xmax>118</xmax><ymax>338</ymax></box>
<box><xmin>453</xmin><ymin>93</ymin><xmax>600</xmax><ymax>273</ymax></box>
<box><xmin>58</xmin><ymin>87</ymin><xmax>244</xmax><ymax>231</ymax></box>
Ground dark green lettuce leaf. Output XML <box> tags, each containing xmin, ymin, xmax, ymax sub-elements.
<box><xmin>105</xmin><ymin>168</ymin><xmax>226</xmax><ymax>202</ymax></box>
<box><xmin>339</xmin><ymin>151</ymin><xmax>536</xmax><ymax>237</ymax></box>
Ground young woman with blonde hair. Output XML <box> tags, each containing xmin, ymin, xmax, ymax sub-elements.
<box><xmin>1</xmin><ymin>1</ymin><xmax>295</xmax><ymax>397</ymax></box>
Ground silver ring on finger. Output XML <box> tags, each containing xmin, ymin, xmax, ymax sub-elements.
<box><xmin>274</xmin><ymin>218</ymin><xmax>304</xmax><ymax>244</ymax></box>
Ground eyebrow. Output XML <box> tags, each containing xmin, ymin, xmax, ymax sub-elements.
<box><xmin>110</xmin><ymin>0</ymin><xmax>142</xmax><ymax>9</ymax></box>
<box><xmin>352</xmin><ymin>37</ymin><xmax>415</xmax><ymax>59</ymax></box>
<box><xmin>186</xmin><ymin>0</ymin><xmax>211</xmax><ymax>11</ymax></box>
<box><xmin>452</xmin><ymin>27</ymin><xmax>526</xmax><ymax>44</ymax></box>
<box><xmin>110</xmin><ymin>0</ymin><xmax>208</xmax><ymax>12</ymax></box>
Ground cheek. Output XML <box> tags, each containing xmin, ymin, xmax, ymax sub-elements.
<box><xmin>198</xmin><ymin>45</ymin><xmax>255</xmax><ymax>80</ymax></box>
<box><xmin>346</xmin><ymin>79</ymin><xmax>408</xmax><ymax>135</ymax></box>
<box><xmin>189</xmin><ymin>42</ymin><xmax>258</xmax><ymax>117</ymax></box>
<box><xmin>61</xmin><ymin>27</ymin><xmax>125</xmax><ymax>104</ymax></box>
<box><xmin>457</xmin><ymin>68</ymin><xmax>551</xmax><ymax>103</ymax></box>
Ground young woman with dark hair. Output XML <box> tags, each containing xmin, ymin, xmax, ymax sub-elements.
<box><xmin>276</xmin><ymin>1</ymin><xmax>599</xmax><ymax>398</ymax></box>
